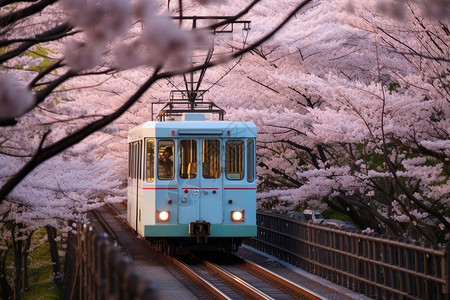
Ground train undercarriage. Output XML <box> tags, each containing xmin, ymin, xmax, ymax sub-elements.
<box><xmin>148</xmin><ymin>236</ymin><xmax>245</xmax><ymax>255</ymax></box>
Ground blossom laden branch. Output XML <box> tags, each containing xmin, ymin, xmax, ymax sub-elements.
<box><xmin>0</xmin><ymin>0</ymin><xmax>314</xmax><ymax>203</ymax></box>
<box><xmin>0</xmin><ymin>66</ymin><xmax>161</xmax><ymax>202</ymax></box>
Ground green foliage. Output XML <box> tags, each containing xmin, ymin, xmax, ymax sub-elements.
<box><xmin>25</xmin><ymin>45</ymin><xmax>58</xmax><ymax>74</ymax></box>
<box><xmin>387</xmin><ymin>82</ymin><xmax>400</xmax><ymax>94</ymax></box>
<box><xmin>0</xmin><ymin>45</ymin><xmax>8</xmax><ymax>53</ymax></box>
<box><xmin>323</xmin><ymin>208</ymin><xmax>354</xmax><ymax>223</ymax></box>
<box><xmin>355</xmin><ymin>143</ymin><xmax>385</xmax><ymax>170</ymax></box>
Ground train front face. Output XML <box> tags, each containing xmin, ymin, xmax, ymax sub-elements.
<box><xmin>127</xmin><ymin>119</ymin><xmax>257</xmax><ymax>251</ymax></box>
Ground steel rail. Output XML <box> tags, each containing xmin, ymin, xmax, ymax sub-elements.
<box><xmin>105</xmin><ymin>203</ymin><xmax>120</xmax><ymax>216</ymax></box>
<box><xmin>104</xmin><ymin>203</ymin><xmax>136</xmax><ymax>235</ymax></box>
<box><xmin>91</xmin><ymin>209</ymin><xmax>117</xmax><ymax>240</ymax></box>
<box><xmin>201</xmin><ymin>260</ymin><xmax>275</xmax><ymax>300</ymax></box>
<box><xmin>234</xmin><ymin>254</ymin><xmax>327</xmax><ymax>300</ymax></box>
<box><xmin>164</xmin><ymin>255</ymin><xmax>232</xmax><ymax>300</ymax></box>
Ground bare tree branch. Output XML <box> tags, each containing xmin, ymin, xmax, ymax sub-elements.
<box><xmin>0</xmin><ymin>0</ymin><xmax>38</xmax><ymax>8</ymax></box>
<box><xmin>0</xmin><ymin>0</ymin><xmax>57</xmax><ymax>28</ymax></box>
<box><xmin>0</xmin><ymin>23</ymin><xmax>73</xmax><ymax>63</ymax></box>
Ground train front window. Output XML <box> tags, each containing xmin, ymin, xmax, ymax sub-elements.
<box><xmin>180</xmin><ymin>140</ymin><xmax>197</xmax><ymax>179</ymax></box>
<box><xmin>203</xmin><ymin>140</ymin><xmax>220</xmax><ymax>179</ymax></box>
<box><xmin>158</xmin><ymin>141</ymin><xmax>174</xmax><ymax>180</ymax></box>
<box><xmin>226</xmin><ymin>140</ymin><xmax>244</xmax><ymax>180</ymax></box>
<box><xmin>146</xmin><ymin>139</ymin><xmax>155</xmax><ymax>182</ymax></box>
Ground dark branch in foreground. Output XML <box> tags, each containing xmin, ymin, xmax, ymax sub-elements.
<box><xmin>0</xmin><ymin>23</ymin><xmax>73</xmax><ymax>63</ymax></box>
<box><xmin>0</xmin><ymin>0</ymin><xmax>57</xmax><ymax>28</ymax></box>
<box><xmin>0</xmin><ymin>0</ymin><xmax>38</xmax><ymax>8</ymax></box>
<box><xmin>0</xmin><ymin>67</ymin><xmax>161</xmax><ymax>202</ymax></box>
<box><xmin>0</xmin><ymin>0</ymin><xmax>313</xmax><ymax>202</ymax></box>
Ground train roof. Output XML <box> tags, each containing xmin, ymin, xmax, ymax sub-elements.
<box><xmin>128</xmin><ymin>114</ymin><xmax>257</xmax><ymax>141</ymax></box>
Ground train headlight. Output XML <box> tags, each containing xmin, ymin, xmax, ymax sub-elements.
<box><xmin>231</xmin><ymin>210</ymin><xmax>244</xmax><ymax>222</ymax></box>
<box><xmin>157</xmin><ymin>211</ymin><xmax>170</xmax><ymax>222</ymax></box>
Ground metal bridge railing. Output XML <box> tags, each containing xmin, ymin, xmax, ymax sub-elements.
<box><xmin>245</xmin><ymin>212</ymin><xmax>449</xmax><ymax>300</ymax></box>
<box><xmin>63</xmin><ymin>223</ymin><xmax>158</xmax><ymax>300</ymax></box>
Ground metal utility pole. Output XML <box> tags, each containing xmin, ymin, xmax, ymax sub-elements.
<box><xmin>156</xmin><ymin>14</ymin><xmax>250</xmax><ymax>121</ymax></box>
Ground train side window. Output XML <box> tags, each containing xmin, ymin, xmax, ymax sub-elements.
<box><xmin>134</xmin><ymin>142</ymin><xmax>139</xmax><ymax>179</ymax></box>
<box><xmin>226</xmin><ymin>140</ymin><xmax>244</xmax><ymax>180</ymax></box>
<box><xmin>146</xmin><ymin>139</ymin><xmax>155</xmax><ymax>182</ymax></box>
<box><xmin>158</xmin><ymin>141</ymin><xmax>174</xmax><ymax>180</ymax></box>
<box><xmin>247</xmin><ymin>139</ymin><xmax>255</xmax><ymax>182</ymax></box>
<box><xmin>131</xmin><ymin>142</ymin><xmax>137</xmax><ymax>179</ymax></box>
<box><xmin>180</xmin><ymin>140</ymin><xmax>197</xmax><ymax>179</ymax></box>
<box><xmin>138</xmin><ymin>141</ymin><xmax>142</xmax><ymax>180</ymax></box>
<box><xmin>128</xmin><ymin>143</ymin><xmax>132</xmax><ymax>178</ymax></box>
<box><xmin>203</xmin><ymin>140</ymin><xmax>220</xmax><ymax>179</ymax></box>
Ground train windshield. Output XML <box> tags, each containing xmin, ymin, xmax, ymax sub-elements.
<box><xmin>226</xmin><ymin>140</ymin><xmax>244</xmax><ymax>180</ymax></box>
<box><xmin>158</xmin><ymin>141</ymin><xmax>174</xmax><ymax>180</ymax></box>
<box><xmin>203</xmin><ymin>140</ymin><xmax>220</xmax><ymax>179</ymax></box>
<box><xmin>180</xmin><ymin>140</ymin><xmax>197</xmax><ymax>179</ymax></box>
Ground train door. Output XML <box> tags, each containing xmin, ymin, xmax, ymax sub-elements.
<box><xmin>200</xmin><ymin>139</ymin><xmax>222</xmax><ymax>223</ymax></box>
<box><xmin>178</xmin><ymin>139</ymin><xmax>223</xmax><ymax>224</ymax></box>
<box><xmin>128</xmin><ymin>140</ymin><xmax>142</xmax><ymax>230</ymax></box>
<box><xmin>178</xmin><ymin>139</ymin><xmax>200</xmax><ymax>224</ymax></box>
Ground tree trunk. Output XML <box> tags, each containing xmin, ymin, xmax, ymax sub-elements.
<box><xmin>12</xmin><ymin>225</ymin><xmax>22</xmax><ymax>300</ymax></box>
<box><xmin>0</xmin><ymin>240</ymin><xmax>12</xmax><ymax>299</ymax></box>
<box><xmin>21</xmin><ymin>232</ymin><xmax>33</xmax><ymax>292</ymax></box>
<box><xmin>46</xmin><ymin>226</ymin><xmax>61</xmax><ymax>284</ymax></box>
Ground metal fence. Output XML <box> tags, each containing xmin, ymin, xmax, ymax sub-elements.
<box><xmin>63</xmin><ymin>223</ymin><xmax>157</xmax><ymax>300</ymax></box>
<box><xmin>245</xmin><ymin>212</ymin><xmax>449</xmax><ymax>300</ymax></box>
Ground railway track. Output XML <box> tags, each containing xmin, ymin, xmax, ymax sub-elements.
<box><xmin>91</xmin><ymin>203</ymin><xmax>329</xmax><ymax>300</ymax></box>
<box><xmin>178</xmin><ymin>253</ymin><xmax>325</xmax><ymax>300</ymax></box>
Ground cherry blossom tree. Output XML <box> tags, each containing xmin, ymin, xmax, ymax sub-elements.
<box><xmin>212</xmin><ymin>0</ymin><xmax>449</xmax><ymax>243</ymax></box>
<box><xmin>0</xmin><ymin>0</ymin><xmax>448</xmax><ymax>297</ymax></box>
<box><xmin>0</xmin><ymin>0</ymin><xmax>314</xmax><ymax>201</ymax></box>
<box><xmin>0</xmin><ymin>0</ymin><xmax>315</xmax><ymax>297</ymax></box>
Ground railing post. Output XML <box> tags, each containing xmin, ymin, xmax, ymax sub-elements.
<box><xmin>64</xmin><ymin>223</ymin><xmax>162</xmax><ymax>299</ymax></box>
<box><xmin>446</xmin><ymin>243</ymin><xmax>450</xmax><ymax>297</ymax></box>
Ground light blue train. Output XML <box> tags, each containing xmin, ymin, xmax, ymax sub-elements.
<box><xmin>127</xmin><ymin>113</ymin><xmax>257</xmax><ymax>253</ymax></box>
